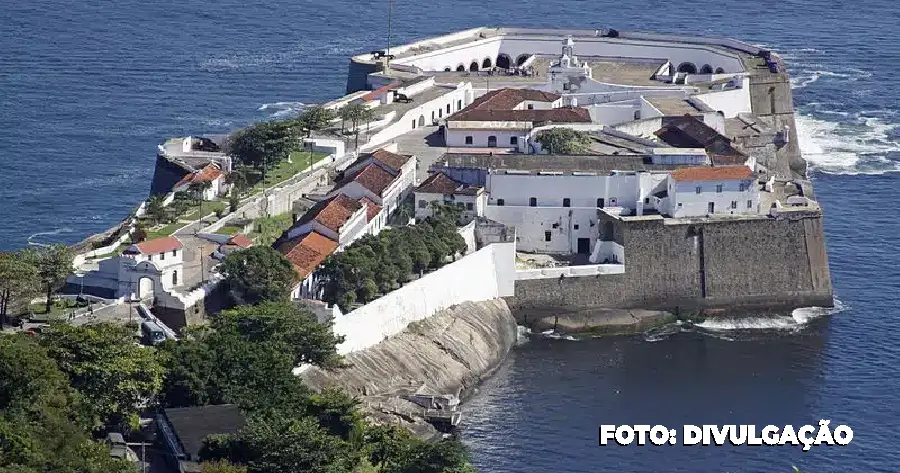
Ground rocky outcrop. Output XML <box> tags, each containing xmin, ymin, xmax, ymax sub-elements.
<box><xmin>512</xmin><ymin>307</ymin><xmax>675</xmax><ymax>336</ymax></box>
<box><xmin>301</xmin><ymin>299</ymin><xmax>517</xmax><ymax>435</ymax></box>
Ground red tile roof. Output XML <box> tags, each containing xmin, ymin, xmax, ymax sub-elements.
<box><xmin>361</xmin><ymin>82</ymin><xmax>401</xmax><ymax>102</ymax></box>
<box><xmin>278</xmin><ymin>231</ymin><xmax>338</xmax><ymax>279</ymax></box>
<box><xmin>349</xmin><ymin>164</ymin><xmax>396</xmax><ymax>196</ymax></box>
<box><xmin>174</xmin><ymin>163</ymin><xmax>224</xmax><ymax>189</ymax></box>
<box><xmin>314</xmin><ymin>194</ymin><xmax>364</xmax><ymax>232</ymax></box>
<box><xmin>449</xmin><ymin>88</ymin><xmax>591</xmax><ymax>123</ymax></box>
<box><xmin>671</xmin><ymin>165</ymin><xmax>755</xmax><ymax>182</ymax></box>
<box><xmin>415</xmin><ymin>172</ymin><xmax>481</xmax><ymax>196</ymax></box>
<box><xmin>226</xmin><ymin>234</ymin><xmax>253</xmax><ymax>248</ymax></box>
<box><xmin>358</xmin><ymin>197</ymin><xmax>382</xmax><ymax>221</ymax></box>
<box><xmin>125</xmin><ymin>236</ymin><xmax>183</xmax><ymax>255</ymax></box>
<box><xmin>369</xmin><ymin>149</ymin><xmax>414</xmax><ymax>173</ymax></box>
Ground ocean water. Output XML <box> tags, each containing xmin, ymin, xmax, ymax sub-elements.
<box><xmin>2</xmin><ymin>0</ymin><xmax>899</xmax><ymax>471</ymax></box>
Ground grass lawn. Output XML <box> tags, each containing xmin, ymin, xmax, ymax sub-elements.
<box><xmin>146</xmin><ymin>222</ymin><xmax>184</xmax><ymax>240</ymax></box>
<box><xmin>246</xmin><ymin>152</ymin><xmax>327</xmax><ymax>196</ymax></box>
<box><xmin>249</xmin><ymin>213</ymin><xmax>294</xmax><ymax>246</ymax></box>
<box><xmin>218</xmin><ymin>224</ymin><xmax>244</xmax><ymax>236</ymax></box>
<box><xmin>24</xmin><ymin>299</ymin><xmax>82</xmax><ymax>320</ymax></box>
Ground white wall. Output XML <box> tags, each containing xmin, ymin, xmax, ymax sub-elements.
<box><xmin>331</xmin><ymin>242</ymin><xmax>516</xmax><ymax>354</ymax></box>
<box><xmin>589</xmin><ymin>241</ymin><xmax>625</xmax><ymax>264</ymax></box>
<box><xmin>364</xmin><ymin>83</ymin><xmax>472</xmax><ymax>149</ymax></box>
<box><xmin>486</xmin><ymin>171</ymin><xmax>668</xmax><ymax>211</ymax></box>
<box><xmin>445</xmin><ymin>128</ymin><xmax>524</xmax><ymax>149</ymax></box>
<box><xmin>692</xmin><ymin>80</ymin><xmax>752</xmax><ymax>118</ymax></box>
<box><xmin>669</xmin><ymin>178</ymin><xmax>759</xmax><ymax>218</ymax></box>
<box><xmin>414</xmin><ymin>191</ymin><xmax>484</xmax><ymax>223</ymax></box>
<box><xmin>611</xmin><ymin>117</ymin><xmax>663</xmax><ymax>138</ymax></box>
<box><xmin>586</xmin><ymin>100</ymin><xmax>642</xmax><ymax>125</ymax></box>
<box><xmin>516</xmin><ymin>263</ymin><xmax>624</xmax><ymax>280</ymax></box>
<box><xmin>483</xmin><ymin>205</ymin><xmax>599</xmax><ymax>254</ymax></box>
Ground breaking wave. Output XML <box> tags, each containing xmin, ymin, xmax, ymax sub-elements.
<box><xmin>27</xmin><ymin>227</ymin><xmax>75</xmax><ymax>246</ymax></box>
<box><xmin>258</xmin><ymin>101</ymin><xmax>305</xmax><ymax>119</ymax></box>
<box><xmin>695</xmin><ymin>299</ymin><xmax>845</xmax><ymax>332</ymax></box>
<box><xmin>796</xmin><ymin>113</ymin><xmax>900</xmax><ymax>175</ymax></box>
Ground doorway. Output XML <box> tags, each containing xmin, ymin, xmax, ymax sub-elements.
<box><xmin>708</xmin><ymin>202</ymin><xmax>715</xmax><ymax>214</ymax></box>
<box><xmin>577</xmin><ymin>238</ymin><xmax>591</xmax><ymax>254</ymax></box>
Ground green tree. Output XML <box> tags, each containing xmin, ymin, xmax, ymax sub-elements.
<box><xmin>202</xmin><ymin>416</ymin><xmax>358</xmax><ymax>473</ymax></box>
<box><xmin>297</xmin><ymin>106</ymin><xmax>336</xmax><ymax>139</ymax></box>
<box><xmin>534</xmin><ymin>127</ymin><xmax>592</xmax><ymax>155</ymax></box>
<box><xmin>339</xmin><ymin>103</ymin><xmax>368</xmax><ymax>150</ymax></box>
<box><xmin>226</xmin><ymin>120</ymin><xmax>300</xmax><ymax>181</ymax></box>
<box><xmin>131</xmin><ymin>223</ymin><xmax>148</xmax><ymax>243</ymax></box>
<box><xmin>146</xmin><ymin>194</ymin><xmax>168</xmax><ymax>226</ymax></box>
<box><xmin>226</xmin><ymin>168</ymin><xmax>249</xmax><ymax>195</ymax></box>
<box><xmin>190</xmin><ymin>179</ymin><xmax>214</xmax><ymax>200</ymax></box>
<box><xmin>383</xmin><ymin>439</ymin><xmax>475</xmax><ymax>473</ymax></box>
<box><xmin>25</xmin><ymin>244</ymin><xmax>73</xmax><ymax>314</ymax></box>
<box><xmin>38</xmin><ymin>323</ymin><xmax>166</xmax><ymax>431</ymax></box>
<box><xmin>0</xmin><ymin>335</ymin><xmax>134</xmax><ymax>473</ymax></box>
<box><xmin>220</xmin><ymin>246</ymin><xmax>295</xmax><ymax>305</ymax></box>
<box><xmin>0</xmin><ymin>251</ymin><xmax>37</xmax><ymax>324</ymax></box>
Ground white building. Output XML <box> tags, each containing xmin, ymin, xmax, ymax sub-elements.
<box><xmin>444</xmin><ymin>88</ymin><xmax>592</xmax><ymax>151</ymax></box>
<box><xmin>172</xmin><ymin>163</ymin><xmax>229</xmax><ymax>200</ymax></box>
<box><xmin>284</xmin><ymin>194</ymin><xmax>368</xmax><ymax>250</ymax></box>
<box><xmin>277</xmin><ymin>231</ymin><xmax>338</xmax><ymax>300</ymax></box>
<box><xmin>656</xmin><ymin>165</ymin><xmax>759</xmax><ymax>218</ymax></box>
<box><xmin>82</xmin><ymin>236</ymin><xmax>186</xmax><ymax>300</ymax></box>
<box><xmin>414</xmin><ymin>172</ymin><xmax>486</xmax><ymax>224</ymax></box>
<box><xmin>330</xmin><ymin>148</ymin><xmax>417</xmax><ymax>224</ymax></box>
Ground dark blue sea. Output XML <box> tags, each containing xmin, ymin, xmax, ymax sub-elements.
<box><xmin>2</xmin><ymin>1</ymin><xmax>898</xmax><ymax>471</ymax></box>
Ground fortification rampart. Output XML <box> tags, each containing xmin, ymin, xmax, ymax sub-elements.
<box><xmin>507</xmin><ymin>212</ymin><xmax>833</xmax><ymax>315</ymax></box>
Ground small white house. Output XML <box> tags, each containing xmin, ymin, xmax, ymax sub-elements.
<box><xmin>284</xmin><ymin>194</ymin><xmax>368</xmax><ymax>250</ymax></box>
<box><xmin>330</xmin><ymin>149</ymin><xmax>417</xmax><ymax>218</ymax></box>
<box><xmin>659</xmin><ymin>165</ymin><xmax>758</xmax><ymax>218</ymax></box>
<box><xmin>414</xmin><ymin>172</ymin><xmax>486</xmax><ymax>224</ymax></box>
<box><xmin>117</xmin><ymin>236</ymin><xmax>185</xmax><ymax>299</ymax></box>
<box><xmin>173</xmin><ymin>163</ymin><xmax>229</xmax><ymax>200</ymax></box>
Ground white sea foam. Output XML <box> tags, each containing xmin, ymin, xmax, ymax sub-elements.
<box><xmin>258</xmin><ymin>101</ymin><xmax>305</xmax><ymax>118</ymax></box>
<box><xmin>796</xmin><ymin>114</ymin><xmax>900</xmax><ymax>175</ymax></box>
<box><xmin>696</xmin><ymin>299</ymin><xmax>845</xmax><ymax>331</ymax></box>
<box><xmin>27</xmin><ymin>227</ymin><xmax>74</xmax><ymax>246</ymax></box>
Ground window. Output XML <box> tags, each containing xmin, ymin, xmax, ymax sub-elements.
<box><xmin>510</xmin><ymin>136</ymin><xmax>518</xmax><ymax>146</ymax></box>
<box><xmin>438</xmin><ymin>109</ymin><xmax>443</xmax><ymax>118</ymax></box>
<box><xmin>457</xmin><ymin>99</ymin><xmax>462</xmax><ymax>110</ymax></box>
<box><xmin>446</xmin><ymin>104</ymin><xmax>451</xmax><ymax>113</ymax></box>
<box><xmin>731</xmin><ymin>201</ymin><xmax>738</xmax><ymax>209</ymax></box>
<box><xmin>172</xmin><ymin>250</ymin><xmax>177</xmax><ymax>257</ymax></box>
<box><xmin>529</xmin><ymin>197</ymin><xmax>537</xmax><ymax>207</ymax></box>
<box><xmin>563</xmin><ymin>83</ymin><xmax>570</xmax><ymax>90</ymax></box>
<box><xmin>574</xmin><ymin>224</ymin><xmax>580</xmax><ymax>230</ymax></box>
<box><xmin>172</xmin><ymin>270</ymin><xmax>178</xmax><ymax>286</ymax></box>
<box><xmin>747</xmin><ymin>200</ymin><xmax>753</xmax><ymax>209</ymax></box>
<box><xmin>431</xmin><ymin>111</ymin><xmax>435</xmax><ymax>121</ymax></box>
<box><xmin>677</xmin><ymin>203</ymin><xmax>683</xmax><ymax>207</ymax></box>
<box><xmin>643</xmin><ymin>197</ymin><xmax>650</xmax><ymax>204</ymax></box>
<box><xmin>466</xmin><ymin>202</ymin><xmax>474</xmax><ymax>210</ymax></box>
<box><xmin>418</xmin><ymin>200</ymin><xmax>427</xmax><ymax>208</ymax></box>
<box><xmin>716</xmin><ymin>184</ymin><xmax>723</xmax><ymax>193</ymax></box>
<box><xmin>544</xmin><ymin>231</ymin><xmax>552</xmax><ymax>242</ymax></box>
<box><xmin>695</xmin><ymin>186</ymin><xmax>702</xmax><ymax>194</ymax></box>
<box><xmin>465</xmin><ymin>136</ymin><xmax>473</xmax><ymax>145</ymax></box>
<box><xmin>527</xmin><ymin>104</ymin><xmax>534</xmax><ymax>110</ymax></box>
<box><xmin>456</xmin><ymin>202</ymin><xmax>464</xmax><ymax>208</ymax></box>
<box><xmin>487</xmin><ymin>136</ymin><xmax>497</xmax><ymax>147</ymax></box>
<box><xmin>159</xmin><ymin>252</ymin><xmax>165</xmax><ymax>261</ymax></box>
<box><xmin>411</xmin><ymin>119</ymin><xmax>416</xmax><ymax>129</ymax></box>
<box><xmin>497</xmin><ymin>199</ymin><xmax>505</xmax><ymax>206</ymax></box>
<box><xmin>739</xmin><ymin>183</ymin><xmax>747</xmax><ymax>192</ymax></box>
<box><xmin>563</xmin><ymin>198</ymin><xmax>571</xmax><ymax>207</ymax></box>
<box><xmin>597</xmin><ymin>198</ymin><xmax>605</xmax><ymax>208</ymax></box>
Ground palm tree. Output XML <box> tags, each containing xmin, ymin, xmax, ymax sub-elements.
<box><xmin>146</xmin><ymin>194</ymin><xmax>167</xmax><ymax>226</ymax></box>
<box><xmin>339</xmin><ymin>103</ymin><xmax>368</xmax><ymax>151</ymax></box>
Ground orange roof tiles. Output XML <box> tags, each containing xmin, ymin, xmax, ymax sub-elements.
<box><xmin>369</xmin><ymin>149</ymin><xmax>414</xmax><ymax>173</ymax></box>
<box><xmin>671</xmin><ymin>165</ymin><xmax>755</xmax><ymax>182</ymax></box>
<box><xmin>449</xmin><ymin>88</ymin><xmax>591</xmax><ymax>123</ymax></box>
<box><xmin>361</xmin><ymin>82</ymin><xmax>400</xmax><ymax>102</ymax></box>
<box><xmin>126</xmin><ymin>236</ymin><xmax>183</xmax><ymax>255</ymax></box>
<box><xmin>226</xmin><ymin>234</ymin><xmax>253</xmax><ymax>248</ymax></box>
<box><xmin>174</xmin><ymin>163</ymin><xmax>224</xmax><ymax>189</ymax></box>
<box><xmin>349</xmin><ymin>164</ymin><xmax>396</xmax><ymax>196</ymax></box>
<box><xmin>358</xmin><ymin>197</ymin><xmax>382</xmax><ymax>221</ymax></box>
<box><xmin>314</xmin><ymin>194</ymin><xmax>364</xmax><ymax>232</ymax></box>
<box><xmin>278</xmin><ymin>231</ymin><xmax>338</xmax><ymax>279</ymax></box>
<box><xmin>415</xmin><ymin>172</ymin><xmax>480</xmax><ymax>196</ymax></box>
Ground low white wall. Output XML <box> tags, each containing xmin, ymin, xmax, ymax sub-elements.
<box><xmin>516</xmin><ymin>263</ymin><xmax>624</xmax><ymax>280</ymax></box>
<box><xmin>692</xmin><ymin>80</ymin><xmax>752</xmax><ymax>118</ymax></box>
<box><xmin>611</xmin><ymin>117</ymin><xmax>664</xmax><ymax>138</ymax></box>
<box><xmin>458</xmin><ymin>220</ymin><xmax>477</xmax><ymax>254</ymax></box>
<box><xmin>332</xmin><ymin>242</ymin><xmax>515</xmax><ymax>354</ymax></box>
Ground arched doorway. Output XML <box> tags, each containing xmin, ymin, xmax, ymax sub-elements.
<box><xmin>487</xmin><ymin>136</ymin><xmax>497</xmax><ymax>147</ymax></box>
<box><xmin>700</xmin><ymin>64</ymin><xmax>713</xmax><ymax>74</ymax></box>
<box><xmin>172</xmin><ymin>270</ymin><xmax>178</xmax><ymax>286</ymax></box>
<box><xmin>482</xmin><ymin>57</ymin><xmax>492</xmax><ymax>69</ymax></box>
<box><xmin>496</xmin><ymin>54</ymin><xmax>511</xmax><ymax>69</ymax></box>
<box><xmin>455</xmin><ymin>64</ymin><xmax>465</xmax><ymax>72</ymax></box>
<box><xmin>444</xmin><ymin>66</ymin><xmax>452</xmax><ymax>72</ymax></box>
<box><xmin>715</xmin><ymin>67</ymin><xmax>725</xmax><ymax>74</ymax></box>
<box><xmin>418</xmin><ymin>115</ymin><xmax>425</xmax><ymax>127</ymax></box>
<box><xmin>516</xmin><ymin>54</ymin><xmax>529</xmax><ymax>66</ymax></box>
<box><xmin>469</xmin><ymin>61</ymin><xmax>479</xmax><ymax>72</ymax></box>
<box><xmin>138</xmin><ymin>277</ymin><xmax>154</xmax><ymax>300</ymax></box>
<box><xmin>677</xmin><ymin>62</ymin><xmax>698</xmax><ymax>74</ymax></box>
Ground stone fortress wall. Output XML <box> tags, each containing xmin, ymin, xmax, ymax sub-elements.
<box><xmin>508</xmin><ymin>211</ymin><xmax>833</xmax><ymax>316</ymax></box>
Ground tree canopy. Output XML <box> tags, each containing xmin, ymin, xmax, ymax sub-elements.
<box><xmin>0</xmin><ymin>251</ymin><xmax>38</xmax><ymax>323</ymax></box>
<box><xmin>38</xmin><ymin>323</ymin><xmax>166</xmax><ymax>431</ymax></box>
<box><xmin>0</xmin><ymin>335</ymin><xmax>135</xmax><ymax>473</ymax></box>
<box><xmin>226</xmin><ymin>120</ymin><xmax>301</xmax><ymax>179</ymax></box>
<box><xmin>320</xmin><ymin>206</ymin><xmax>467</xmax><ymax>311</ymax></box>
<box><xmin>534</xmin><ymin>127</ymin><xmax>592</xmax><ymax>155</ymax></box>
<box><xmin>220</xmin><ymin>246</ymin><xmax>296</xmax><ymax>305</ymax></box>
<box><xmin>296</xmin><ymin>106</ymin><xmax>336</xmax><ymax>138</ymax></box>
<box><xmin>24</xmin><ymin>244</ymin><xmax>73</xmax><ymax>313</ymax></box>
